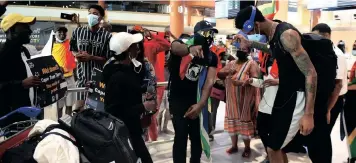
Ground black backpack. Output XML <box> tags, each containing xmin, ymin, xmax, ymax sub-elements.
<box><xmin>1</xmin><ymin>125</ymin><xmax>76</xmax><ymax>163</ymax></box>
<box><xmin>276</xmin><ymin>22</ymin><xmax>337</xmax><ymax>99</ymax></box>
<box><xmin>70</xmin><ymin>109</ymin><xmax>140</xmax><ymax>163</ymax></box>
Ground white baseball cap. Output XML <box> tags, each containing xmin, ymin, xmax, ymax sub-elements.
<box><xmin>110</xmin><ymin>32</ymin><xmax>143</xmax><ymax>55</ymax></box>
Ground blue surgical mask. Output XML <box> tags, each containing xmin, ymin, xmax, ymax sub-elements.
<box><xmin>87</xmin><ymin>14</ymin><xmax>99</xmax><ymax>27</ymax></box>
<box><xmin>247</xmin><ymin>34</ymin><xmax>267</xmax><ymax>43</ymax></box>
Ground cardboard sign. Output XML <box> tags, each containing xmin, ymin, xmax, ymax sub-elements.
<box><xmin>27</xmin><ymin>56</ymin><xmax>67</xmax><ymax>107</ymax></box>
<box><xmin>86</xmin><ymin>68</ymin><xmax>105</xmax><ymax>111</ymax></box>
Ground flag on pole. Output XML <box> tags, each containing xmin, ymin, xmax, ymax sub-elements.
<box><xmin>256</xmin><ymin>0</ymin><xmax>279</xmax><ymax>20</ymax></box>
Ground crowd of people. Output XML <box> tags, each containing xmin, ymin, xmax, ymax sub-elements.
<box><xmin>0</xmin><ymin>2</ymin><xmax>355</xmax><ymax>163</ymax></box>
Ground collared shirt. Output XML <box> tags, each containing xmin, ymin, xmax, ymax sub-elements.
<box><xmin>334</xmin><ymin>45</ymin><xmax>348</xmax><ymax>95</ymax></box>
<box><xmin>70</xmin><ymin>26</ymin><xmax>111</xmax><ymax>87</ymax></box>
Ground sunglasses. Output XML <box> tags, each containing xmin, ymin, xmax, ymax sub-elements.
<box><xmin>198</xmin><ymin>30</ymin><xmax>215</xmax><ymax>38</ymax></box>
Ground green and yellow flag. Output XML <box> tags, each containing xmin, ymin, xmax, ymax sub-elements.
<box><xmin>256</xmin><ymin>0</ymin><xmax>279</xmax><ymax>20</ymax></box>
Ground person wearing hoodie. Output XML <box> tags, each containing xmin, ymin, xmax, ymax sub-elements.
<box><xmin>103</xmin><ymin>32</ymin><xmax>155</xmax><ymax>163</ymax></box>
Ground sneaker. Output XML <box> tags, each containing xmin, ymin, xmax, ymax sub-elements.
<box><xmin>209</xmin><ymin>135</ymin><xmax>214</xmax><ymax>142</ymax></box>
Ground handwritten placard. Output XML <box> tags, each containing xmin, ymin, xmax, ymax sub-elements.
<box><xmin>86</xmin><ymin>68</ymin><xmax>105</xmax><ymax>111</ymax></box>
<box><xmin>27</xmin><ymin>56</ymin><xmax>67</xmax><ymax>107</ymax></box>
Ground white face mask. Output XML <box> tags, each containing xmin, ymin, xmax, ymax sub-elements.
<box><xmin>56</xmin><ymin>37</ymin><xmax>65</xmax><ymax>43</ymax></box>
<box><xmin>87</xmin><ymin>14</ymin><xmax>99</xmax><ymax>27</ymax></box>
<box><xmin>129</xmin><ymin>55</ymin><xmax>142</xmax><ymax>73</ymax></box>
<box><xmin>352</xmin><ymin>50</ymin><xmax>356</xmax><ymax>56</ymax></box>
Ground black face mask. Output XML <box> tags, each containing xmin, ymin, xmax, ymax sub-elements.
<box><xmin>10</xmin><ymin>31</ymin><xmax>31</xmax><ymax>44</ymax></box>
<box><xmin>236</xmin><ymin>51</ymin><xmax>248</xmax><ymax>61</ymax></box>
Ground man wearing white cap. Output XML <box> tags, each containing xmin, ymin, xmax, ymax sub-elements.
<box><xmin>0</xmin><ymin>13</ymin><xmax>41</xmax><ymax>126</ymax></box>
<box><xmin>103</xmin><ymin>32</ymin><xmax>156</xmax><ymax>163</ymax></box>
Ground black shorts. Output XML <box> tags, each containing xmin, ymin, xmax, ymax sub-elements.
<box><xmin>267</xmin><ymin>90</ymin><xmax>305</xmax><ymax>150</ymax></box>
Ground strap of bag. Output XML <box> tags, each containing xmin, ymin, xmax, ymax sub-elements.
<box><xmin>42</xmin><ymin>132</ymin><xmax>78</xmax><ymax>147</ymax></box>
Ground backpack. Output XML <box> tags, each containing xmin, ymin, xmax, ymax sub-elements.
<box><xmin>1</xmin><ymin>124</ymin><xmax>75</xmax><ymax>163</ymax></box>
<box><xmin>70</xmin><ymin>109</ymin><xmax>140</xmax><ymax>163</ymax></box>
<box><xmin>276</xmin><ymin>22</ymin><xmax>337</xmax><ymax>99</ymax></box>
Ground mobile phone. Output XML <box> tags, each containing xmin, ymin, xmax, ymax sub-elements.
<box><xmin>226</xmin><ymin>34</ymin><xmax>235</xmax><ymax>40</ymax></box>
<box><xmin>60</xmin><ymin>13</ymin><xmax>74</xmax><ymax>21</ymax></box>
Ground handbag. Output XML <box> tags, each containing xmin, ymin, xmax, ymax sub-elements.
<box><xmin>210</xmin><ymin>87</ymin><xmax>225</xmax><ymax>101</ymax></box>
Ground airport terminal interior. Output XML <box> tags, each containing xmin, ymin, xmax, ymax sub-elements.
<box><xmin>0</xmin><ymin>0</ymin><xmax>355</xmax><ymax>163</ymax></box>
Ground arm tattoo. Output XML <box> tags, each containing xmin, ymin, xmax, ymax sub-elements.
<box><xmin>250</xmin><ymin>41</ymin><xmax>271</xmax><ymax>54</ymax></box>
<box><xmin>280</xmin><ymin>29</ymin><xmax>317</xmax><ymax>114</ymax></box>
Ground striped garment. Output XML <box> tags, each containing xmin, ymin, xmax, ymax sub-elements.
<box><xmin>223</xmin><ymin>60</ymin><xmax>260</xmax><ymax>137</ymax></box>
<box><xmin>70</xmin><ymin>26</ymin><xmax>112</xmax><ymax>100</ymax></box>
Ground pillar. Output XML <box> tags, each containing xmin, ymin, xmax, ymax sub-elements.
<box><xmin>187</xmin><ymin>7</ymin><xmax>193</xmax><ymax>26</ymax></box>
<box><xmin>274</xmin><ymin>0</ymin><xmax>288</xmax><ymax>21</ymax></box>
<box><xmin>98</xmin><ymin>0</ymin><xmax>107</xmax><ymax>21</ymax></box>
<box><xmin>170</xmin><ymin>0</ymin><xmax>184</xmax><ymax>39</ymax></box>
<box><xmin>311</xmin><ymin>9</ymin><xmax>321</xmax><ymax>29</ymax></box>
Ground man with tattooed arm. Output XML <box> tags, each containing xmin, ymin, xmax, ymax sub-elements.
<box><xmin>233</xmin><ymin>6</ymin><xmax>330</xmax><ymax>163</ymax></box>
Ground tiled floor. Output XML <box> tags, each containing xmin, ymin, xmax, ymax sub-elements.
<box><xmin>212</xmin><ymin>102</ymin><xmax>349</xmax><ymax>163</ymax></box>
<box><xmin>151</xmin><ymin>102</ymin><xmax>350</xmax><ymax>163</ymax></box>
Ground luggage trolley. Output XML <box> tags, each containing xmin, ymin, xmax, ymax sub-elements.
<box><xmin>0</xmin><ymin>107</ymin><xmax>42</xmax><ymax>159</ymax></box>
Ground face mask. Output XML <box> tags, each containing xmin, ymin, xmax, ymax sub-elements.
<box><xmin>352</xmin><ymin>50</ymin><xmax>356</xmax><ymax>56</ymax></box>
<box><xmin>236</xmin><ymin>51</ymin><xmax>248</xmax><ymax>61</ymax></box>
<box><xmin>13</xmin><ymin>31</ymin><xmax>31</xmax><ymax>44</ymax></box>
<box><xmin>247</xmin><ymin>34</ymin><xmax>267</xmax><ymax>43</ymax></box>
<box><xmin>56</xmin><ymin>37</ymin><xmax>65</xmax><ymax>43</ymax></box>
<box><xmin>129</xmin><ymin>55</ymin><xmax>142</xmax><ymax>73</ymax></box>
<box><xmin>87</xmin><ymin>14</ymin><xmax>99</xmax><ymax>27</ymax></box>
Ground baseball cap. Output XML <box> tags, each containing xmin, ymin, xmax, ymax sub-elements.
<box><xmin>194</xmin><ymin>20</ymin><xmax>218</xmax><ymax>33</ymax></box>
<box><xmin>1</xmin><ymin>13</ymin><xmax>36</xmax><ymax>32</ymax></box>
<box><xmin>109</xmin><ymin>32</ymin><xmax>143</xmax><ymax>55</ymax></box>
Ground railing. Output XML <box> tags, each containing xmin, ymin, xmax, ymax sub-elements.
<box><xmin>66</xmin><ymin>82</ymin><xmax>168</xmax><ymax>94</ymax></box>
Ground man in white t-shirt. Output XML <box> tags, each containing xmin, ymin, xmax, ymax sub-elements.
<box><xmin>312</xmin><ymin>23</ymin><xmax>348</xmax><ymax>133</ymax></box>
<box><xmin>245</xmin><ymin>51</ymin><xmax>279</xmax><ymax>163</ymax></box>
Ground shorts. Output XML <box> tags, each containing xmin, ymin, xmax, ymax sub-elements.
<box><xmin>57</xmin><ymin>76</ymin><xmax>76</xmax><ymax>108</ymax></box>
<box><xmin>267</xmin><ymin>90</ymin><xmax>305</xmax><ymax>150</ymax></box>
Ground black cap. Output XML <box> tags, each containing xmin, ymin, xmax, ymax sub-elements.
<box><xmin>56</xmin><ymin>27</ymin><xmax>68</xmax><ymax>33</ymax></box>
<box><xmin>193</xmin><ymin>20</ymin><xmax>218</xmax><ymax>33</ymax></box>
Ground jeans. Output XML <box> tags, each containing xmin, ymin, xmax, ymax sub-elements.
<box><xmin>209</xmin><ymin>97</ymin><xmax>220</xmax><ymax>133</ymax></box>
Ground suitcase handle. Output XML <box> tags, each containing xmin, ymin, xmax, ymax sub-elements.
<box><xmin>0</xmin><ymin>107</ymin><xmax>42</xmax><ymax>121</ymax></box>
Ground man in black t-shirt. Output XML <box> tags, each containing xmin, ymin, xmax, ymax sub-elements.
<box><xmin>169</xmin><ymin>20</ymin><xmax>217</xmax><ymax>163</ymax></box>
